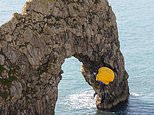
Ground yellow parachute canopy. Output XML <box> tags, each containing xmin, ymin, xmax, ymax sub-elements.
<box><xmin>96</xmin><ymin>67</ymin><xmax>114</xmax><ymax>85</ymax></box>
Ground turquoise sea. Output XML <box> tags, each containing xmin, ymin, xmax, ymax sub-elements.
<box><xmin>0</xmin><ymin>0</ymin><xmax>154</xmax><ymax>114</ymax></box>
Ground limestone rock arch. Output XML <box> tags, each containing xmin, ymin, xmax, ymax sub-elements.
<box><xmin>0</xmin><ymin>0</ymin><xmax>129</xmax><ymax>114</ymax></box>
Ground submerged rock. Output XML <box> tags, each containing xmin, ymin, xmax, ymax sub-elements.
<box><xmin>0</xmin><ymin>0</ymin><xmax>129</xmax><ymax>114</ymax></box>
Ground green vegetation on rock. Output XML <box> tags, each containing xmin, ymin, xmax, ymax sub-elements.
<box><xmin>0</xmin><ymin>65</ymin><xmax>17</xmax><ymax>87</ymax></box>
<box><xmin>0</xmin><ymin>65</ymin><xmax>5</xmax><ymax>74</ymax></box>
<box><xmin>0</xmin><ymin>91</ymin><xmax>9</xmax><ymax>100</ymax></box>
<box><xmin>0</xmin><ymin>76</ymin><xmax>17</xmax><ymax>88</ymax></box>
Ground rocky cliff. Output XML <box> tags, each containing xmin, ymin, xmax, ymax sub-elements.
<box><xmin>0</xmin><ymin>0</ymin><xmax>129</xmax><ymax>114</ymax></box>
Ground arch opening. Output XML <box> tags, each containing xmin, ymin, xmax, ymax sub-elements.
<box><xmin>55</xmin><ymin>56</ymin><xmax>95</xmax><ymax>114</ymax></box>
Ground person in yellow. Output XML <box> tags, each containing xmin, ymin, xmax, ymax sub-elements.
<box><xmin>94</xmin><ymin>67</ymin><xmax>115</xmax><ymax>101</ymax></box>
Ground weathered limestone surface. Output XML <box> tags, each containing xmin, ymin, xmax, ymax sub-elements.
<box><xmin>0</xmin><ymin>0</ymin><xmax>129</xmax><ymax>114</ymax></box>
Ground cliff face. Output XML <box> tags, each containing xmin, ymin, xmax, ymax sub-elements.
<box><xmin>0</xmin><ymin>0</ymin><xmax>129</xmax><ymax>114</ymax></box>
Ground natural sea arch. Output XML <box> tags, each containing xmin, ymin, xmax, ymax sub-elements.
<box><xmin>0</xmin><ymin>0</ymin><xmax>129</xmax><ymax>115</ymax></box>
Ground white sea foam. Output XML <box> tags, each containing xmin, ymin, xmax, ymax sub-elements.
<box><xmin>66</xmin><ymin>90</ymin><xmax>96</xmax><ymax>109</ymax></box>
<box><xmin>130</xmin><ymin>92</ymin><xmax>140</xmax><ymax>97</ymax></box>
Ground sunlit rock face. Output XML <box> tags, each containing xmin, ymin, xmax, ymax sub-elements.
<box><xmin>0</xmin><ymin>0</ymin><xmax>129</xmax><ymax>114</ymax></box>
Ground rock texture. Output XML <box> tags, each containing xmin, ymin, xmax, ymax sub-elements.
<box><xmin>0</xmin><ymin>0</ymin><xmax>129</xmax><ymax>114</ymax></box>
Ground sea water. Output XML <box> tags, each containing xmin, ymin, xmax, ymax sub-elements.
<box><xmin>0</xmin><ymin>0</ymin><xmax>154</xmax><ymax>114</ymax></box>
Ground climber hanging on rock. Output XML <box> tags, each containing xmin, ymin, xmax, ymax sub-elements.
<box><xmin>93</xmin><ymin>66</ymin><xmax>115</xmax><ymax>104</ymax></box>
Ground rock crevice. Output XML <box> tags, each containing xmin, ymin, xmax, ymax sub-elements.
<box><xmin>0</xmin><ymin>0</ymin><xmax>129</xmax><ymax>114</ymax></box>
